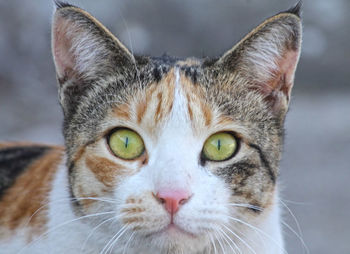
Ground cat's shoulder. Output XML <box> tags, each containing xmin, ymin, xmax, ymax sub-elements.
<box><xmin>0</xmin><ymin>143</ymin><xmax>64</xmax><ymax>198</ymax></box>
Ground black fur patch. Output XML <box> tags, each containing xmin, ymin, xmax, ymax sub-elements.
<box><xmin>151</xmin><ymin>54</ymin><xmax>180</xmax><ymax>65</ymax></box>
<box><xmin>202</xmin><ymin>57</ymin><xmax>218</xmax><ymax>68</ymax></box>
<box><xmin>180</xmin><ymin>65</ymin><xmax>199</xmax><ymax>83</ymax></box>
<box><xmin>153</xmin><ymin>66</ymin><xmax>162</xmax><ymax>82</ymax></box>
<box><xmin>149</xmin><ymin>55</ymin><xmax>177</xmax><ymax>82</ymax></box>
<box><xmin>54</xmin><ymin>0</ymin><xmax>76</xmax><ymax>9</ymax></box>
<box><xmin>0</xmin><ymin>146</ymin><xmax>49</xmax><ymax>199</ymax></box>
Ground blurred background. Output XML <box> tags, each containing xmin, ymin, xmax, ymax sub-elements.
<box><xmin>0</xmin><ymin>0</ymin><xmax>349</xmax><ymax>253</ymax></box>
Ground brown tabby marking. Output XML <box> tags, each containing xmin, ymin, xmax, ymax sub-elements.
<box><xmin>125</xmin><ymin>197</ymin><xmax>143</xmax><ymax>204</ymax></box>
<box><xmin>72</xmin><ymin>145</ymin><xmax>87</xmax><ymax>165</ymax></box>
<box><xmin>200</xmin><ymin>100</ymin><xmax>213</xmax><ymax>127</ymax></box>
<box><xmin>85</xmin><ymin>155</ymin><xmax>126</xmax><ymax>187</ymax></box>
<box><xmin>216</xmin><ymin>116</ymin><xmax>234</xmax><ymax>126</ymax></box>
<box><xmin>121</xmin><ymin>207</ymin><xmax>146</xmax><ymax>214</ymax></box>
<box><xmin>136</xmin><ymin>83</ymin><xmax>158</xmax><ymax>124</ymax></box>
<box><xmin>155</xmin><ymin>92</ymin><xmax>164</xmax><ymax>122</ymax></box>
<box><xmin>186</xmin><ymin>94</ymin><xmax>194</xmax><ymax>121</ymax></box>
<box><xmin>113</xmin><ymin>103</ymin><xmax>131</xmax><ymax>121</ymax></box>
<box><xmin>122</xmin><ymin>196</ymin><xmax>148</xmax><ymax>225</ymax></box>
<box><xmin>136</xmin><ymin>97</ymin><xmax>147</xmax><ymax>124</ymax></box>
<box><xmin>77</xmin><ymin>187</ymin><xmax>99</xmax><ymax>208</ymax></box>
<box><xmin>0</xmin><ymin>147</ymin><xmax>63</xmax><ymax>238</ymax></box>
<box><xmin>135</xmin><ymin>70</ymin><xmax>175</xmax><ymax>132</ymax></box>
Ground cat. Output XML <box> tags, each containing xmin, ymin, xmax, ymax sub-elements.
<box><xmin>0</xmin><ymin>1</ymin><xmax>302</xmax><ymax>253</ymax></box>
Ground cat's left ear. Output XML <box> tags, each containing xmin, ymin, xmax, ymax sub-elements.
<box><xmin>217</xmin><ymin>3</ymin><xmax>302</xmax><ymax>114</ymax></box>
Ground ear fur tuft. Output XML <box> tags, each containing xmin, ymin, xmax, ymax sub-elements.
<box><xmin>285</xmin><ymin>1</ymin><xmax>302</xmax><ymax>18</ymax></box>
<box><xmin>54</xmin><ymin>0</ymin><xmax>76</xmax><ymax>10</ymax></box>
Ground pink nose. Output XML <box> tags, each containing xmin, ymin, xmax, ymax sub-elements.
<box><xmin>156</xmin><ymin>190</ymin><xmax>190</xmax><ymax>215</ymax></box>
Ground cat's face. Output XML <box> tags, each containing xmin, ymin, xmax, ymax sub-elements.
<box><xmin>52</xmin><ymin>3</ymin><xmax>301</xmax><ymax>253</ymax></box>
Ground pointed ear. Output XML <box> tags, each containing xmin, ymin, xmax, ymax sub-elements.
<box><xmin>52</xmin><ymin>3</ymin><xmax>134</xmax><ymax>84</ymax></box>
<box><xmin>217</xmin><ymin>4</ymin><xmax>302</xmax><ymax>114</ymax></box>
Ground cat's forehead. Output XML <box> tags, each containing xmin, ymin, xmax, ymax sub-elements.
<box><xmin>103</xmin><ymin>55</ymin><xmax>267</xmax><ymax>143</ymax></box>
<box><xmin>111</xmin><ymin>62</ymin><xmax>228</xmax><ymax>140</ymax></box>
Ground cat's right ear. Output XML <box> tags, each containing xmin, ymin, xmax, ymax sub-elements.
<box><xmin>52</xmin><ymin>2</ymin><xmax>134</xmax><ymax>85</ymax></box>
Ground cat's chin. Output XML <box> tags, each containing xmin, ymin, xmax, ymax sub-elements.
<box><xmin>144</xmin><ymin>223</ymin><xmax>203</xmax><ymax>248</ymax></box>
<box><xmin>157</xmin><ymin>223</ymin><xmax>197</xmax><ymax>238</ymax></box>
<box><xmin>140</xmin><ymin>224</ymin><xmax>208</xmax><ymax>254</ymax></box>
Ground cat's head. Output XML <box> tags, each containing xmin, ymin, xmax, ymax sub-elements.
<box><xmin>52</xmin><ymin>2</ymin><xmax>301</xmax><ymax>252</ymax></box>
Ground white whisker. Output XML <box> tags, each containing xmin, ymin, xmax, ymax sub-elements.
<box><xmin>280</xmin><ymin>198</ymin><xmax>311</xmax><ymax>206</ymax></box>
<box><xmin>122</xmin><ymin>231</ymin><xmax>135</xmax><ymax>254</ymax></box>
<box><xmin>215</xmin><ymin>227</ymin><xmax>227</xmax><ymax>254</ymax></box>
<box><xmin>226</xmin><ymin>216</ymin><xmax>288</xmax><ymax>254</ymax></box>
<box><xmin>18</xmin><ymin>211</ymin><xmax>115</xmax><ymax>254</ymax></box>
<box><xmin>222</xmin><ymin>224</ymin><xmax>257</xmax><ymax>254</ymax></box>
<box><xmin>24</xmin><ymin>197</ymin><xmax>117</xmax><ymax>228</ymax></box>
<box><xmin>279</xmin><ymin>199</ymin><xmax>309</xmax><ymax>254</ymax></box>
<box><xmin>100</xmin><ymin>224</ymin><xmax>128</xmax><ymax>254</ymax></box>
<box><xmin>107</xmin><ymin>225</ymin><xmax>129</xmax><ymax>254</ymax></box>
<box><xmin>81</xmin><ymin>216</ymin><xmax>118</xmax><ymax>253</ymax></box>
<box><xmin>218</xmin><ymin>227</ymin><xmax>241</xmax><ymax>254</ymax></box>
<box><xmin>208</xmin><ymin>233</ymin><xmax>218</xmax><ymax>254</ymax></box>
<box><xmin>281</xmin><ymin>220</ymin><xmax>309</xmax><ymax>254</ymax></box>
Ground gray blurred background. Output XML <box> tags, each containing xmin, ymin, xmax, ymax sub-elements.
<box><xmin>0</xmin><ymin>0</ymin><xmax>349</xmax><ymax>253</ymax></box>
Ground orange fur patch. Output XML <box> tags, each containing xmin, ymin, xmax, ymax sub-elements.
<box><xmin>200</xmin><ymin>100</ymin><xmax>212</xmax><ymax>126</ymax></box>
<box><xmin>216</xmin><ymin>116</ymin><xmax>234</xmax><ymax>126</ymax></box>
<box><xmin>72</xmin><ymin>145</ymin><xmax>86</xmax><ymax>164</ymax></box>
<box><xmin>186</xmin><ymin>94</ymin><xmax>194</xmax><ymax>121</ymax></box>
<box><xmin>113</xmin><ymin>103</ymin><xmax>131</xmax><ymax>120</ymax></box>
<box><xmin>136</xmin><ymin>98</ymin><xmax>147</xmax><ymax>124</ymax></box>
<box><xmin>133</xmin><ymin>70</ymin><xmax>175</xmax><ymax>135</ymax></box>
<box><xmin>0</xmin><ymin>146</ymin><xmax>63</xmax><ymax>239</ymax></box>
<box><xmin>85</xmin><ymin>155</ymin><xmax>127</xmax><ymax>187</ymax></box>
<box><xmin>155</xmin><ymin>92</ymin><xmax>163</xmax><ymax>123</ymax></box>
<box><xmin>136</xmin><ymin>84</ymin><xmax>157</xmax><ymax>124</ymax></box>
<box><xmin>77</xmin><ymin>185</ymin><xmax>99</xmax><ymax>207</ymax></box>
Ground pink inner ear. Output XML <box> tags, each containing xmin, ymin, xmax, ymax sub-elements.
<box><xmin>260</xmin><ymin>49</ymin><xmax>299</xmax><ymax>102</ymax></box>
<box><xmin>53</xmin><ymin>16</ymin><xmax>77</xmax><ymax>79</ymax></box>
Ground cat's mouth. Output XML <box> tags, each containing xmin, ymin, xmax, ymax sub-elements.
<box><xmin>148</xmin><ymin>223</ymin><xmax>197</xmax><ymax>239</ymax></box>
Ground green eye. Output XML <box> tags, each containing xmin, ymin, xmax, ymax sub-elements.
<box><xmin>202</xmin><ymin>132</ymin><xmax>237</xmax><ymax>161</ymax></box>
<box><xmin>108</xmin><ymin>129</ymin><xmax>145</xmax><ymax>160</ymax></box>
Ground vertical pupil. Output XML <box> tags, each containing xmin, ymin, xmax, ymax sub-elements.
<box><xmin>217</xmin><ymin>139</ymin><xmax>221</xmax><ymax>151</ymax></box>
<box><xmin>125</xmin><ymin>136</ymin><xmax>129</xmax><ymax>148</ymax></box>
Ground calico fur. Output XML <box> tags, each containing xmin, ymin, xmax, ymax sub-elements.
<box><xmin>0</xmin><ymin>1</ymin><xmax>302</xmax><ymax>253</ymax></box>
